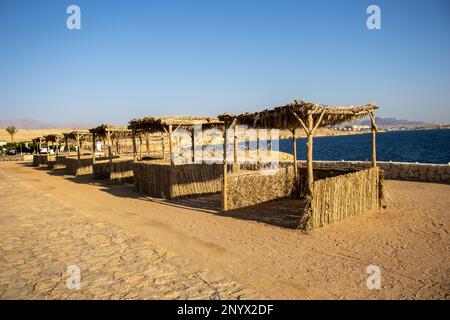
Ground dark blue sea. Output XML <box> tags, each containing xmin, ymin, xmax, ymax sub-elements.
<box><xmin>278</xmin><ymin>129</ymin><xmax>450</xmax><ymax>164</ymax></box>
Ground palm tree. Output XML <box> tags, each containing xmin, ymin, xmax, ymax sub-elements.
<box><xmin>5</xmin><ymin>126</ymin><xmax>18</xmax><ymax>143</ymax></box>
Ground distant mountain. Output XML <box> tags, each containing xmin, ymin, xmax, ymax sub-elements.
<box><xmin>0</xmin><ymin>118</ymin><xmax>93</xmax><ymax>130</ymax></box>
<box><xmin>354</xmin><ymin>117</ymin><xmax>428</xmax><ymax>127</ymax></box>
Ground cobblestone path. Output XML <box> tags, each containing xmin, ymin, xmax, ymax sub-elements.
<box><xmin>0</xmin><ymin>173</ymin><xmax>262</xmax><ymax>299</ymax></box>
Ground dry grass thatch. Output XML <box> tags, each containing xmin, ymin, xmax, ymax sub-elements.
<box><xmin>226</xmin><ymin>166</ymin><xmax>297</xmax><ymax>210</ymax></box>
<box><xmin>308</xmin><ymin>167</ymin><xmax>381</xmax><ymax>229</ymax></box>
<box><xmin>89</xmin><ymin>124</ymin><xmax>132</xmax><ymax>139</ymax></box>
<box><xmin>128</xmin><ymin>116</ymin><xmax>223</xmax><ymax>133</ymax></box>
<box><xmin>32</xmin><ymin>137</ymin><xmax>45</xmax><ymax>144</ymax></box>
<box><xmin>218</xmin><ymin>99</ymin><xmax>377</xmax><ymax>129</ymax></box>
<box><xmin>44</xmin><ymin>134</ymin><xmax>63</xmax><ymax>143</ymax></box>
<box><xmin>132</xmin><ymin>161</ymin><xmax>222</xmax><ymax>198</ymax></box>
<box><xmin>62</xmin><ymin>130</ymin><xmax>92</xmax><ymax>142</ymax></box>
<box><xmin>32</xmin><ymin>154</ymin><xmax>49</xmax><ymax>167</ymax></box>
<box><xmin>48</xmin><ymin>154</ymin><xmax>67</xmax><ymax>170</ymax></box>
<box><xmin>93</xmin><ymin>159</ymin><xmax>134</xmax><ymax>184</ymax></box>
<box><xmin>65</xmin><ymin>157</ymin><xmax>94</xmax><ymax>176</ymax></box>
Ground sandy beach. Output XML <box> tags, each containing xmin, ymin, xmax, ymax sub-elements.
<box><xmin>0</xmin><ymin>161</ymin><xmax>448</xmax><ymax>299</ymax></box>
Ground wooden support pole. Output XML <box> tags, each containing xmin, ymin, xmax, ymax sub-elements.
<box><xmin>168</xmin><ymin>125</ymin><xmax>174</xmax><ymax>166</ymax></box>
<box><xmin>146</xmin><ymin>134</ymin><xmax>150</xmax><ymax>156</ymax></box>
<box><xmin>369</xmin><ymin>112</ymin><xmax>377</xmax><ymax>167</ymax></box>
<box><xmin>191</xmin><ymin>129</ymin><xmax>196</xmax><ymax>163</ymax></box>
<box><xmin>292</xmin><ymin>128</ymin><xmax>298</xmax><ymax>180</ymax></box>
<box><xmin>138</xmin><ymin>134</ymin><xmax>142</xmax><ymax>160</ymax></box>
<box><xmin>92</xmin><ymin>133</ymin><xmax>96</xmax><ymax>164</ymax></box>
<box><xmin>256</xmin><ymin>128</ymin><xmax>260</xmax><ymax>165</ymax></box>
<box><xmin>107</xmin><ymin>132</ymin><xmax>112</xmax><ymax>176</ymax></box>
<box><xmin>132</xmin><ymin>129</ymin><xmax>137</xmax><ymax>160</ymax></box>
<box><xmin>76</xmin><ymin>135</ymin><xmax>81</xmax><ymax>161</ymax></box>
<box><xmin>47</xmin><ymin>141</ymin><xmax>51</xmax><ymax>161</ymax></box>
<box><xmin>161</xmin><ymin>136</ymin><xmax>165</xmax><ymax>160</ymax></box>
<box><xmin>222</xmin><ymin>125</ymin><xmax>228</xmax><ymax>211</ymax></box>
<box><xmin>233</xmin><ymin>126</ymin><xmax>239</xmax><ymax>172</ymax></box>
<box><xmin>306</xmin><ymin>114</ymin><xmax>314</xmax><ymax>196</ymax></box>
<box><xmin>268</xmin><ymin>129</ymin><xmax>272</xmax><ymax>164</ymax></box>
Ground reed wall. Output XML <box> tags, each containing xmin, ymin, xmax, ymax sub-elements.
<box><xmin>93</xmin><ymin>159</ymin><xmax>134</xmax><ymax>184</ymax></box>
<box><xmin>32</xmin><ymin>155</ymin><xmax>51</xmax><ymax>167</ymax></box>
<box><xmin>0</xmin><ymin>154</ymin><xmax>33</xmax><ymax>162</ymax></box>
<box><xmin>226</xmin><ymin>166</ymin><xmax>296</xmax><ymax>210</ymax></box>
<box><xmin>310</xmin><ymin>167</ymin><xmax>381</xmax><ymax>229</ymax></box>
<box><xmin>132</xmin><ymin>161</ymin><xmax>222</xmax><ymax>198</ymax></box>
<box><xmin>47</xmin><ymin>155</ymin><xmax>66</xmax><ymax>170</ymax></box>
<box><xmin>65</xmin><ymin>157</ymin><xmax>93</xmax><ymax>176</ymax></box>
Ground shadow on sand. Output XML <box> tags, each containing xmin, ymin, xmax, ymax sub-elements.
<box><xmin>26</xmin><ymin>163</ymin><xmax>305</xmax><ymax>229</ymax></box>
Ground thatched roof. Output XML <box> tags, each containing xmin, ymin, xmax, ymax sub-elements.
<box><xmin>89</xmin><ymin>124</ymin><xmax>131</xmax><ymax>139</ymax></box>
<box><xmin>44</xmin><ymin>134</ymin><xmax>63</xmax><ymax>142</ymax></box>
<box><xmin>218</xmin><ymin>100</ymin><xmax>377</xmax><ymax>129</ymax></box>
<box><xmin>62</xmin><ymin>130</ymin><xmax>92</xmax><ymax>141</ymax></box>
<box><xmin>32</xmin><ymin>137</ymin><xmax>44</xmax><ymax>143</ymax></box>
<box><xmin>128</xmin><ymin>116</ymin><xmax>223</xmax><ymax>133</ymax></box>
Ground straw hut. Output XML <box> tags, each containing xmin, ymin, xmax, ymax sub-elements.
<box><xmin>128</xmin><ymin>116</ymin><xmax>225</xmax><ymax>200</ymax></box>
<box><xmin>89</xmin><ymin>124</ymin><xmax>136</xmax><ymax>184</ymax></box>
<box><xmin>62</xmin><ymin>130</ymin><xmax>94</xmax><ymax>176</ymax></box>
<box><xmin>218</xmin><ymin>99</ymin><xmax>382</xmax><ymax>230</ymax></box>
<box><xmin>43</xmin><ymin>134</ymin><xmax>64</xmax><ymax>170</ymax></box>
<box><xmin>31</xmin><ymin>137</ymin><xmax>47</xmax><ymax>166</ymax></box>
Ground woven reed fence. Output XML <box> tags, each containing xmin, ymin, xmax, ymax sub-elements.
<box><xmin>310</xmin><ymin>167</ymin><xmax>380</xmax><ymax>229</ymax></box>
<box><xmin>226</xmin><ymin>166</ymin><xmax>297</xmax><ymax>210</ymax></box>
<box><xmin>93</xmin><ymin>159</ymin><xmax>134</xmax><ymax>184</ymax></box>
<box><xmin>32</xmin><ymin>155</ymin><xmax>51</xmax><ymax>167</ymax></box>
<box><xmin>132</xmin><ymin>162</ymin><xmax>222</xmax><ymax>198</ymax></box>
<box><xmin>65</xmin><ymin>157</ymin><xmax>93</xmax><ymax>176</ymax></box>
<box><xmin>48</xmin><ymin>155</ymin><xmax>67</xmax><ymax>170</ymax></box>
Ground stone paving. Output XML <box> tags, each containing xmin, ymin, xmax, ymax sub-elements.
<box><xmin>0</xmin><ymin>172</ymin><xmax>262</xmax><ymax>299</ymax></box>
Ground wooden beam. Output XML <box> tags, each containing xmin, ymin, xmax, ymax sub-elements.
<box><xmin>368</xmin><ymin>111</ymin><xmax>378</xmax><ymax>132</ymax></box>
<box><xmin>369</xmin><ymin>112</ymin><xmax>377</xmax><ymax>167</ymax></box>
<box><xmin>256</xmin><ymin>128</ymin><xmax>260</xmax><ymax>165</ymax></box>
<box><xmin>132</xmin><ymin>129</ymin><xmax>137</xmax><ymax>160</ymax></box>
<box><xmin>292</xmin><ymin>128</ymin><xmax>298</xmax><ymax>180</ymax></box>
<box><xmin>290</xmin><ymin>109</ymin><xmax>309</xmax><ymax>134</ymax></box>
<box><xmin>222</xmin><ymin>124</ymin><xmax>228</xmax><ymax>211</ymax></box>
<box><xmin>191</xmin><ymin>128</ymin><xmax>196</xmax><ymax>163</ymax></box>
<box><xmin>306</xmin><ymin>114</ymin><xmax>314</xmax><ymax>196</ymax></box>
<box><xmin>311</xmin><ymin>110</ymin><xmax>326</xmax><ymax>134</ymax></box>
<box><xmin>233</xmin><ymin>126</ymin><xmax>239</xmax><ymax>173</ymax></box>
<box><xmin>138</xmin><ymin>134</ymin><xmax>142</xmax><ymax>160</ymax></box>
<box><xmin>168</xmin><ymin>124</ymin><xmax>174</xmax><ymax>166</ymax></box>
<box><xmin>64</xmin><ymin>136</ymin><xmax>68</xmax><ymax>153</ymax></box>
<box><xmin>107</xmin><ymin>132</ymin><xmax>113</xmax><ymax>178</ymax></box>
<box><xmin>76</xmin><ymin>134</ymin><xmax>81</xmax><ymax>161</ymax></box>
<box><xmin>92</xmin><ymin>133</ymin><xmax>96</xmax><ymax>164</ymax></box>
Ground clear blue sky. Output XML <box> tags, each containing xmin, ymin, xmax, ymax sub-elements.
<box><xmin>1</xmin><ymin>0</ymin><xmax>449</xmax><ymax>125</ymax></box>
